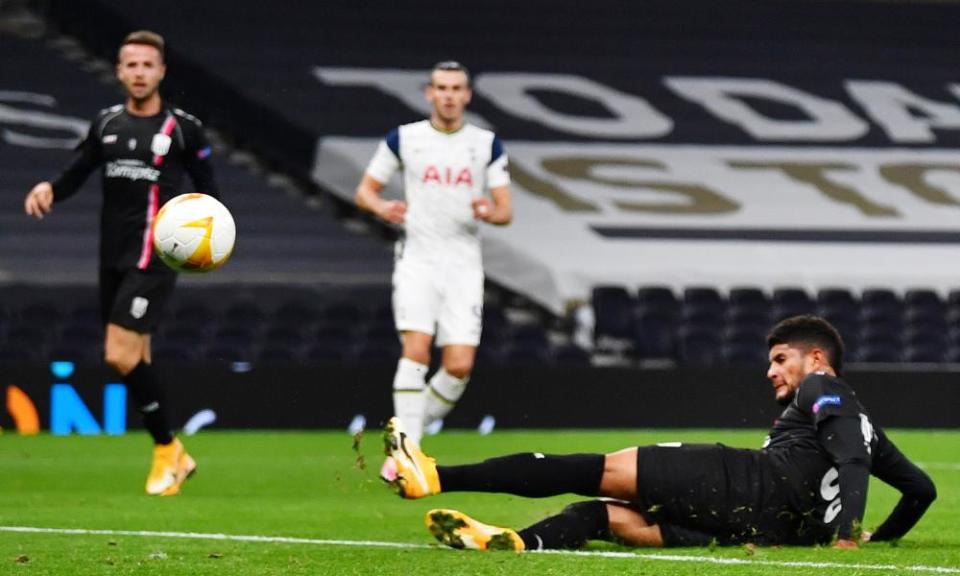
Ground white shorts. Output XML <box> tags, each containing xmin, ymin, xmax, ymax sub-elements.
<box><xmin>392</xmin><ymin>258</ymin><xmax>484</xmax><ymax>347</ymax></box>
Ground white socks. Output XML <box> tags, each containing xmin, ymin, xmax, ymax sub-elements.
<box><xmin>424</xmin><ymin>368</ymin><xmax>469</xmax><ymax>429</ymax></box>
<box><xmin>393</xmin><ymin>360</ymin><xmax>471</xmax><ymax>444</ymax></box>
<box><xmin>392</xmin><ymin>357</ymin><xmax>428</xmax><ymax>445</ymax></box>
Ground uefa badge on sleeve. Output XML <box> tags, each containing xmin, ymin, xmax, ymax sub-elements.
<box><xmin>151</xmin><ymin>133</ymin><xmax>172</xmax><ymax>156</ymax></box>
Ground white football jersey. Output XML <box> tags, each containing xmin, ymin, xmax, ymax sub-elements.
<box><xmin>365</xmin><ymin>120</ymin><xmax>510</xmax><ymax>264</ymax></box>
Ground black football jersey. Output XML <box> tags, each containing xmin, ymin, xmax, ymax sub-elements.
<box><xmin>762</xmin><ymin>372</ymin><xmax>934</xmax><ymax>541</ymax></box>
<box><xmin>52</xmin><ymin>104</ymin><xmax>218</xmax><ymax>271</ymax></box>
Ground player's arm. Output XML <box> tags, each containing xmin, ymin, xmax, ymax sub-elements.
<box><xmin>474</xmin><ymin>136</ymin><xmax>512</xmax><ymax>225</ymax></box>
<box><xmin>180</xmin><ymin>114</ymin><xmax>220</xmax><ymax>199</ymax></box>
<box><xmin>802</xmin><ymin>375</ymin><xmax>871</xmax><ymax>548</ymax></box>
<box><xmin>356</xmin><ymin>173</ymin><xmax>405</xmax><ymax>224</ymax></box>
<box><xmin>864</xmin><ymin>432</ymin><xmax>937</xmax><ymax>542</ymax></box>
<box><xmin>816</xmin><ymin>415</ymin><xmax>872</xmax><ymax>547</ymax></box>
<box><xmin>25</xmin><ymin>119</ymin><xmax>101</xmax><ymax>219</ymax></box>
<box><xmin>355</xmin><ymin>132</ymin><xmax>405</xmax><ymax>224</ymax></box>
<box><xmin>474</xmin><ymin>185</ymin><xmax>512</xmax><ymax>225</ymax></box>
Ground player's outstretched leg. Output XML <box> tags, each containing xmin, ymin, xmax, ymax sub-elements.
<box><xmin>146</xmin><ymin>437</ymin><xmax>197</xmax><ymax>496</ymax></box>
<box><xmin>382</xmin><ymin>416</ymin><xmax>440</xmax><ymax>498</ymax></box>
<box><xmin>426</xmin><ymin>509</ymin><xmax>524</xmax><ymax>551</ymax></box>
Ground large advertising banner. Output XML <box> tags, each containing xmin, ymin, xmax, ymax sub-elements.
<box><xmin>3</xmin><ymin>362</ymin><xmax>958</xmax><ymax>433</ymax></box>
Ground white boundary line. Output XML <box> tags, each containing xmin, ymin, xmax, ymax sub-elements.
<box><xmin>1</xmin><ymin>525</ymin><xmax>958</xmax><ymax>574</ymax></box>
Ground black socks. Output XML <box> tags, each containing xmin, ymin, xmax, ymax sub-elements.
<box><xmin>123</xmin><ymin>361</ymin><xmax>173</xmax><ymax>445</ymax></box>
<box><xmin>519</xmin><ymin>500</ymin><xmax>611</xmax><ymax>550</ymax></box>
<box><xmin>437</xmin><ymin>453</ymin><xmax>605</xmax><ymax>497</ymax></box>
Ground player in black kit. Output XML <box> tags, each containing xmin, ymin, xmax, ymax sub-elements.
<box><xmin>382</xmin><ymin>315</ymin><xmax>936</xmax><ymax>551</ymax></box>
<box><xmin>24</xmin><ymin>30</ymin><xmax>217</xmax><ymax>496</ymax></box>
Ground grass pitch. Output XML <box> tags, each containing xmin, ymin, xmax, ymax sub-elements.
<box><xmin>0</xmin><ymin>429</ymin><xmax>957</xmax><ymax>575</ymax></box>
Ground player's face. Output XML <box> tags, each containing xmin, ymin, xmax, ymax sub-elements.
<box><xmin>116</xmin><ymin>44</ymin><xmax>165</xmax><ymax>103</ymax></box>
<box><xmin>426</xmin><ymin>70</ymin><xmax>471</xmax><ymax>126</ymax></box>
<box><xmin>766</xmin><ymin>343</ymin><xmax>817</xmax><ymax>405</ymax></box>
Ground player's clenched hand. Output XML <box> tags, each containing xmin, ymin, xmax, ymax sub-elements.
<box><xmin>472</xmin><ymin>197</ymin><xmax>493</xmax><ymax>221</ymax></box>
<box><xmin>25</xmin><ymin>182</ymin><xmax>54</xmax><ymax>219</ymax></box>
<box><xmin>377</xmin><ymin>199</ymin><xmax>406</xmax><ymax>225</ymax></box>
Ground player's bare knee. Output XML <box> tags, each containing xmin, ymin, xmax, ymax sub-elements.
<box><xmin>104</xmin><ymin>347</ymin><xmax>138</xmax><ymax>375</ymax></box>
<box><xmin>442</xmin><ymin>359</ymin><xmax>473</xmax><ymax>379</ymax></box>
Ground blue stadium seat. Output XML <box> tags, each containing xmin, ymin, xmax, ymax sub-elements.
<box><xmin>636</xmin><ymin>286</ymin><xmax>679</xmax><ymax>317</ymax></box>
<box><xmin>6</xmin><ymin>324</ymin><xmax>51</xmax><ymax>351</ymax></box>
<box><xmin>501</xmin><ymin>341</ymin><xmax>554</xmax><ymax>366</ymax></box>
<box><xmin>553</xmin><ymin>344</ymin><xmax>591</xmax><ymax>366</ymax></box>
<box><xmin>222</xmin><ymin>301</ymin><xmax>266</xmax><ymax>327</ymax></box>
<box><xmin>861</xmin><ymin>288</ymin><xmax>902</xmax><ymax>316</ymax></box>
<box><xmin>353</xmin><ymin>337</ymin><xmax>401</xmax><ymax>363</ymax></box>
<box><xmin>214</xmin><ymin>325</ymin><xmax>257</xmax><ymax>346</ymax></box>
<box><xmin>905</xmin><ymin>307</ymin><xmax>947</xmax><ymax>332</ymax></box>
<box><xmin>159</xmin><ymin>325</ymin><xmax>207</xmax><ymax>347</ymax></box>
<box><xmin>475</xmin><ymin>342</ymin><xmax>506</xmax><ymax>367</ymax></box>
<box><xmin>680</xmin><ymin>306</ymin><xmax>724</xmax><ymax>335</ymax></box>
<box><xmin>683</xmin><ymin>287</ymin><xmax>725</xmax><ymax>317</ymax></box>
<box><xmin>171</xmin><ymin>302</ymin><xmax>216</xmax><ymax>325</ymax></box>
<box><xmin>721</xmin><ymin>324</ymin><xmax>767</xmax><ymax>365</ymax></box>
<box><xmin>59</xmin><ymin>323</ymin><xmax>103</xmax><ymax>346</ymax></box>
<box><xmin>0</xmin><ymin>342</ymin><xmax>42</xmax><ymax>362</ymax></box>
<box><xmin>817</xmin><ymin>288</ymin><xmax>858</xmax><ymax>313</ymax></box>
<box><xmin>511</xmin><ymin>324</ymin><xmax>549</xmax><ymax>347</ymax></box>
<box><xmin>68</xmin><ymin>305</ymin><xmax>102</xmax><ymax>327</ymax></box>
<box><xmin>304</xmin><ymin>344</ymin><xmax>350</xmax><ymax>363</ymax></box>
<box><xmin>22</xmin><ymin>302</ymin><xmax>63</xmax><ymax>327</ymax></box>
<box><xmin>592</xmin><ymin>285</ymin><xmax>635</xmax><ymax>341</ymax></box>
<box><xmin>274</xmin><ymin>300</ymin><xmax>320</xmax><ymax>326</ymax></box>
<box><xmin>152</xmin><ymin>343</ymin><xmax>199</xmax><ymax>362</ymax></box>
<box><xmin>904</xmin><ymin>289</ymin><xmax>944</xmax><ymax>313</ymax></box>
<box><xmin>205</xmin><ymin>343</ymin><xmax>254</xmax><ymax>361</ymax></box>
<box><xmin>902</xmin><ymin>331</ymin><xmax>945</xmax><ymax>363</ymax></box>
<box><xmin>728</xmin><ymin>287</ymin><xmax>769</xmax><ymax>312</ymax></box>
<box><xmin>258</xmin><ymin>345</ymin><xmax>302</xmax><ymax>362</ymax></box>
<box><xmin>945</xmin><ymin>289</ymin><xmax>960</xmax><ymax>311</ymax></box>
<box><xmin>482</xmin><ymin>306</ymin><xmax>511</xmax><ymax>342</ymax></box>
<box><xmin>313</xmin><ymin>323</ymin><xmax>355</xmax><ymax>344</ymax></box>
<box><xmin>859</xmin><ymin>307</ymin><xmax>902</xmax><ymax>336</ymax></box>
<box><xmin>771</xmin><ymin>287</ymin><xmax>816</xmax><ymax>321</ymax></box>
<box><xmin>47</xmin><ymin>344</ymin><xmax>97</xmax><ymax>363</ymax></box>
<box><xmin>678</xmin><ymin>327</ymin><xmax>722</xmax><ymax>367</ymax></box>
<box><xmin>855</xmin><ymin>330</ymin><xmax>901</xmax><ymax>363</ymax></box>
<box><xmin>322</xmin><ymin>302</ymin><xmax>363</xmax><ymax>326</ymax></box>
<box><xmin>945</xmin><ymin>343</ymin><xmax>960</xmax><ymax>363</ymax></box>
<box><xmin>263</xmin><ymin>325</ymin><xmax>306</xmax><ymax>347</ymax></box>
<box><xmin>632</xmin><ymin>308</ymin><xmax>676</xmax><ymax>359</ymax></box>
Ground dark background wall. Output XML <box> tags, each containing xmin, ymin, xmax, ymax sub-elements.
<box><xmin>4</xmin><ymin>362</ymin><xmax>957</xmax><ymax>431</ymax></box>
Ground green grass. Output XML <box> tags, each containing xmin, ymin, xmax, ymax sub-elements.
<box><xmin>0</xmin><ymin>429</ymin><xmax>957</xmax><ymax>575</ymax></box>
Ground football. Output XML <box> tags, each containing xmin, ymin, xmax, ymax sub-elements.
<box><xmin>152</xmin><ymin>193</ymin><xmax>235</xmax><ymax>272</ymax></box>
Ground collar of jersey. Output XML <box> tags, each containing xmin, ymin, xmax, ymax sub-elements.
<box><xmin>428</xmin><ymin>121</ymin><xmax>465</xmax><ymax>135</ymax></box>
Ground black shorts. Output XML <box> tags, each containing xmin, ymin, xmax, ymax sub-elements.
<box><xmin>634</xmin><ymin>443</ymin><xmax>827</xmax><ymax>547</ymax></box>
<box><xmin>99</xmin><ymin>266</ymin><xmax>176</xmax><ymax>334</ymax></box>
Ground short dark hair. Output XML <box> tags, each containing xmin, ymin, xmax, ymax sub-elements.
<box><xmin>119</xmin><ymin>30</ymin><xmax>165</xmax><ymax>61</ymax></box>
<box><xmin>431</xmin><ymin>60</ymin><xmax>470</xmax><ymax>86</ymax></box>
<box><xmin>767</xmin><ymin>315</ymin><xmax>845</xmax><ymax>375</ymax></box>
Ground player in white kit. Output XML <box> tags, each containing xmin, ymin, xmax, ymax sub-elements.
<box><xmin>355</xmin><ymin>61</ymin><xmax>512</xmax><ymax>446</ymax></box>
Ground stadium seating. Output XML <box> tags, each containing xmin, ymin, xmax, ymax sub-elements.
<box><xmin>5</xmin><ymin>283</ymin><xmax>960</xmax><ymax>368</ymax></box>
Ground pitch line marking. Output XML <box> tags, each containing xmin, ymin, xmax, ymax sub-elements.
<box><xmin>1</xmin><ymin>526</ymin><xmax>957</xmax><ymax>574</ymax></box>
